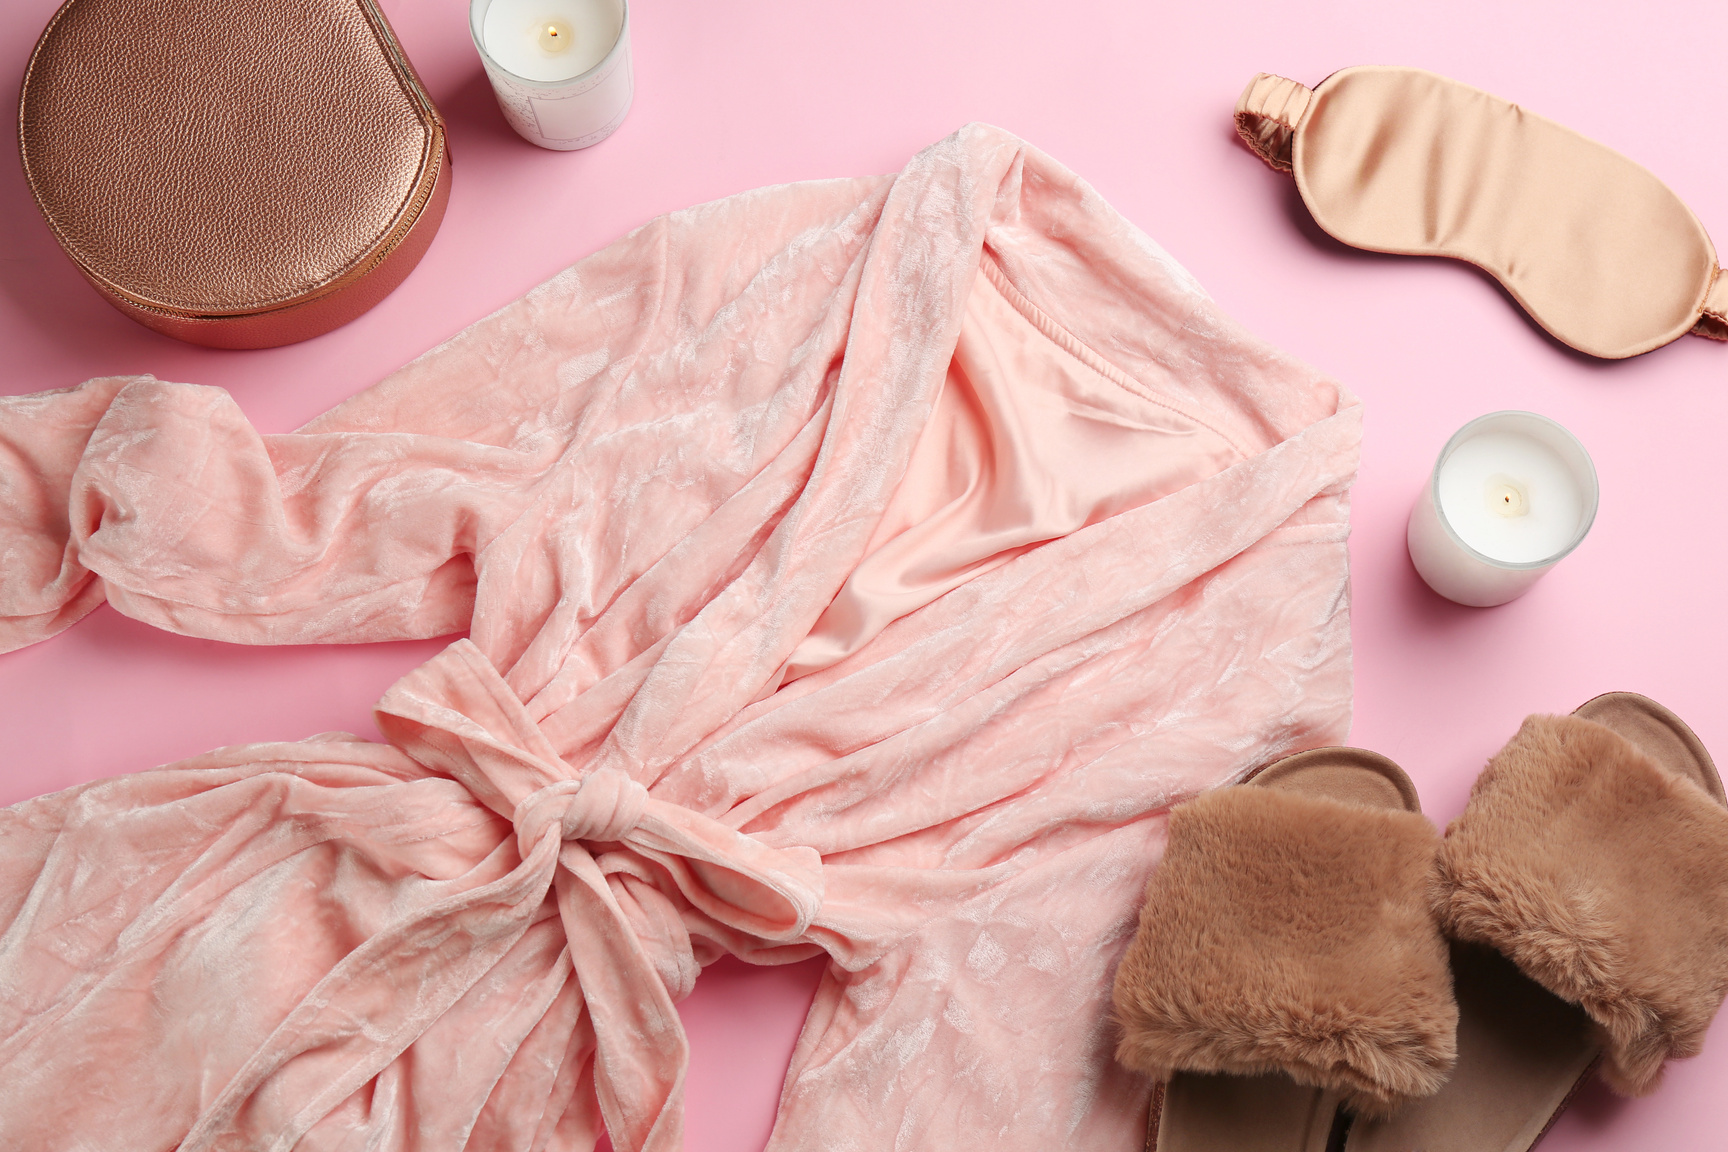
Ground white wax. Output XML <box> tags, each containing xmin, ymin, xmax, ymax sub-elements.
<box><xmin>482</xmin><ymin>0</ymin><xmax>621</xmax><ymax>82</ymax></box>
<box><xmin>1436</xmin><ymin>430</ymin><xmax>1586</xmax><ymax>564</ymax></box>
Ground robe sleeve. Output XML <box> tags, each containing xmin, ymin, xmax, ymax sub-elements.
<box><xmin>0</xmin><ymin>218</ymin><xmax>671</xmax><ymax>655</ymax></box>
<box><xmin>0</xmin><ymin>373</ymin><xmax>534</xmax><ymax>652</ymax></box>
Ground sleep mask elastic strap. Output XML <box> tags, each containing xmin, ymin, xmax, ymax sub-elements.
<box><xmin>1701</xmin><ymin>273</ymin><xmax>1728</xmax><ymax>341</ymax></box>
<box><xmin>1234</xmin><ymin>73</ymin><xmax>1312</xmax><ymax>174</ymax></box>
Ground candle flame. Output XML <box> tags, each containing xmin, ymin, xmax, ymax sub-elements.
<box><xmin>538</xmin><ymin>19</ymin><xmax>573</xmax><ymax>54</ymax></box>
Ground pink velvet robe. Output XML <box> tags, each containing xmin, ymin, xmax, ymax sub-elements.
<box><xmin>0</xmin><ymin>124</ymin><xmax>1360</xmax><ymax>1152</ymax></box>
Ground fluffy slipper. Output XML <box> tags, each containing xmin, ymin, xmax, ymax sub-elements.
<box><xmin>1347</xmin><ymin>692</ymin><xmax>1728</xmax><ymax>1152</ymax></box>
<box><xmin>1113</xmin><ymin>748</ymin><xmax>1457</xmax><ymax>1151</ymax></box>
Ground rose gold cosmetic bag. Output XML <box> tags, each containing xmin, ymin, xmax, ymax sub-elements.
<box><xmin>19</xmin><ymin>0</ymin><xmax>450</xmax><ymax>349</ymax></box>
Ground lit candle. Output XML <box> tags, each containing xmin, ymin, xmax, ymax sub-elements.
<box><xmin>1406</xmin><ymin>411</ymin><xmax>1598</xmax><ymax>607</ymax></box>
<box><xmin>470</xmin><ymin>0</ymin><xmax>633</xmax><ymax>150</ymax></box>
<box><xmin>481</xmin><ymin>0</ymin><xmax>617</xmax><ymax>82</ymax></box>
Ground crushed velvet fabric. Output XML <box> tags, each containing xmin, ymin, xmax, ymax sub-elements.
<box><xmin>0</xmin><ymin>124</ymin><xmax>1360</xmax><ymax>1152</ymax></box>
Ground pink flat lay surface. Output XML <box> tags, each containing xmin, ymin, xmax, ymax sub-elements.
<box><xmin>1</xmin><ymin>1</ymin><xmax>1723</xmax><ymax>1149</ymax></box>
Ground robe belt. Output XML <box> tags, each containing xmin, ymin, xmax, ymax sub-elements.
<box><xmin>515</xmin><ymin>772</ymin><xmax>650</xmax><ymax>852</ymax></box>
<box><xmin>373</xmin><ymin>638</ymin><xmax>825</xmax><ymax>1152</ymax></box>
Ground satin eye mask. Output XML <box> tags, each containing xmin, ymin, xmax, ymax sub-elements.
<box><xmin>1236</xmin><ymin>66</ymin><xmax>1728</xmax><ymax>360</ymax></box>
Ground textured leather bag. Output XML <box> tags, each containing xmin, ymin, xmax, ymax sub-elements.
<box><xmin>19</xmin><ymin>0</ymin><xmax>450</xmax><ymax>349</ymax></box>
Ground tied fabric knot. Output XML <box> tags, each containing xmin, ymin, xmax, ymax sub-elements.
<box><xmin>362</xmin><ymin>638</ymin><xmax>825</xmax><ymax>1152</ymax></box>
<box><xmin>514</xmin><ymin>769</ymin><xmax>650</xmax><ymax>860</ymax></box>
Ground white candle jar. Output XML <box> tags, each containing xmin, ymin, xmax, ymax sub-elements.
<box><xmin>470</xmin><ymin>0</ymin><xmax>633</xmax><ymax>151</ymax></box>
<box><xmin>1406</xmin><ymin>411</ymin><xmax>1599</xmax><ymax>607</ymax></box>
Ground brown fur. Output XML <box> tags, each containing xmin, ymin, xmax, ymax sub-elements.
<box><xmin>1111</xmin><ymin>786</ymin><xmax>1457</xmax><ymax>1117</ymax></box>
<box><xmin>1434</xmin><ymin>715</ymin><xmax>1728</xmax><ymax>1095</ymax></box>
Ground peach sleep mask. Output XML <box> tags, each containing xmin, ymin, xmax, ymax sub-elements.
<box><xmin>1235</xmin><ymin>66</ymin><xmax>1727</xmax><ymax>360</ymax></box>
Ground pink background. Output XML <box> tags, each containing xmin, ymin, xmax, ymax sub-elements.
<box><xmin>4</xmin><ymin>0</ymin><xmax>1726</xmax><ymax>1147</ymax></box>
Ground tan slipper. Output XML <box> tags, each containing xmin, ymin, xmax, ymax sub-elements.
<box><xmin>1346</xmin><ymin>692</ymin><xmax>1728</xmax><ymax>1151</ymax></box>
<box><xmin>1112</xmin><ymin>748</ymin><xmax>1459</xmax><ymax>1151</ymax></box>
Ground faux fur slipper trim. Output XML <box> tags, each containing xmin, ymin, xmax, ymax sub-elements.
<box><xmin>1434</xmin><ymin>714</ymin><xmax>1728</xmax><ymax>1096</ymax></box>
<box><xmin>1112</xmin><ymin>786</ymin><xmax>1457</xmax><ymax>1117</ymax></box>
